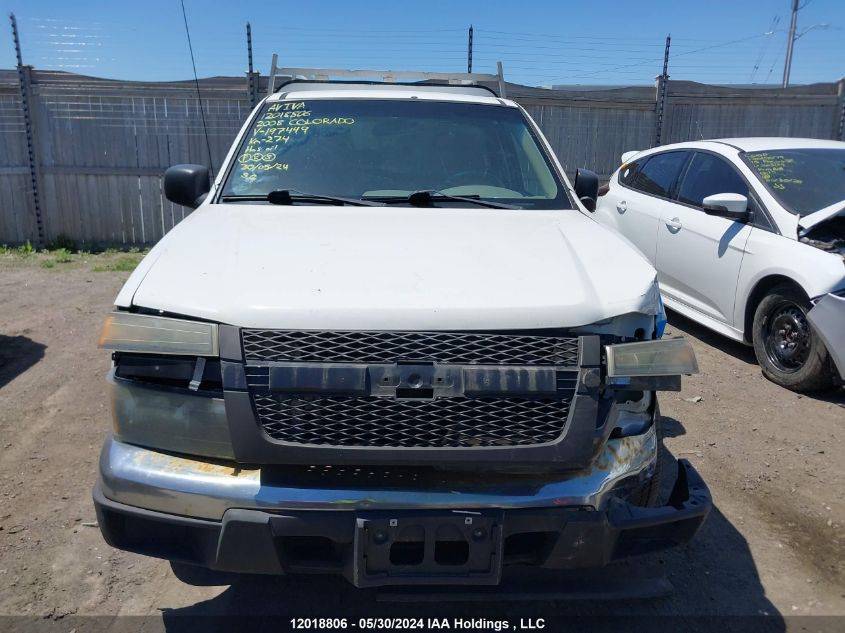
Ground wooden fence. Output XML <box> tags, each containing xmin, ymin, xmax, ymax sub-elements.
<box><xmin>1</xmin><ymin>69</ymin><xmax>843</xmax><ymax>246</ymax></box>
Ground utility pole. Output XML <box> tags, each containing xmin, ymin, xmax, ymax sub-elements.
<box><xmin>9</xmin><ymin>13</ymin><xmax>45</xmax><ymax>246</ymax></box>
<box><xmin>467</xmin><ymin>25</ymin><xmax>473</xmax><ymax>73</ymax></box>
<box><xmin>654</xmin><ymin>34</ymin><xmax>671</xmax><ymax>147</ymax></box>
<box><xmin>782</xmin><ymin>0</ymin><xmax>799</xmax><ymax>87</ymax></box>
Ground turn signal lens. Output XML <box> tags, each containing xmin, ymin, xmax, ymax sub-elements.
<box><xmin>606</xmin><ymin>338</ymin><xmax>698</xmax><ymax>377</ymax></box>
<box><xmin>98</xmin><ymin>312</ymin><xmax>218</xmax><ymax>356</ymax></box>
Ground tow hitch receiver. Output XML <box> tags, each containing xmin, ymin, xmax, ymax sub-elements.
<box><xmin>353</xmin><ymin>510</ymin><xmax>504</xmax><ymax>587</ymax></box>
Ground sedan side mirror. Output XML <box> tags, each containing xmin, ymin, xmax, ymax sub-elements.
<box><xmin>702</xmin><ymin>193</ymin><xmax>750</xmax><ymax>222</ymax></box>
<box><xmin>164</xmin><ymin>164</ymin><xmax>211</xmax><ymax>209</ymax></box>
<box><xmin>573</xmin><ymin>168</ymin><xmax>599</xmax><ymax>212</ymax></box>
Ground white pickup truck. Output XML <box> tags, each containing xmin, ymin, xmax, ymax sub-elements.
<box><xmin>92</xmin><ymin>67</ymin><xmax>709</xmax><ymax>588</ymax></box>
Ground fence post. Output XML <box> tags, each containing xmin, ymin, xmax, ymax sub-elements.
<box><xmin>467</xmin><ymin>25</ymin><xmax>473</xmax><ymax>74</ymax></box>
<box><xmin>10</xmin><ymin>13</ymin><xmax>45</xmax><ymax>246</ymax></box>
<box><xmin>246</xmin><ymin>22</ymin><xmax>260</xmax><ymax>109</ymax></box>
<box><xmin>654</xmin><ymin>35</ymin><xmax>671</xmax><ymax>147</ymax></box>
<box><xmin>837</xmin><ymin>77</ymin><xmax>845</xmax><ymax>141</ymax></box>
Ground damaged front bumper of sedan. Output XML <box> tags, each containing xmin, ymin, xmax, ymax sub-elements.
<box><xmin>808</xmin><ymin>291</ymin><xmax>845</xmax><ymax>381</ymax></box>
<box><xmin>93</xmin><ymin>406</ymin><xmax>711</xmax><ymax>588</ymax></box>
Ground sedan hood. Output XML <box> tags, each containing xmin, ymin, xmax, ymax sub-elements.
<box><xmin>798</xmin><ymin>198</ymin><xmax>845</xmax><ymax>234</ymax></box>
<box><xmin>118</xmin><ymin>204</ymin><xmax>659</xmax><ymax>330</ymax></box>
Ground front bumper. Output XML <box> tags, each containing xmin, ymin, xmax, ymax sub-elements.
<box><xmin>808</xmin><ymin>292</ymin><xmax>845</xmax><ymax>380</ymax></box>
<box><xmin>94</xmin><ymin>427</ymin><xmax>711</xmax><ymax>587</ymax></box>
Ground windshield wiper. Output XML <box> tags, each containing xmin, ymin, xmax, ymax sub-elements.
<box><xmin>221</xmin><ymin>189</ymin><xmax>384</xmax><ymax>207</ymax></box>
<box><xmin>363</xmin><ymin>190</ymin><xmax>521</xmax><ymax>210</ymax></box>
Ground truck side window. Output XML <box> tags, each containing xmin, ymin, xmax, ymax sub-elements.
<box><xmin>678</xmin><ymin>153</ymin><xmax>749</xmax><ymax>208</ymax></box>
<box><xmin>629</xmin><ymin>151</ymin><xmax>688</xmax><ymax>199</ymax></box>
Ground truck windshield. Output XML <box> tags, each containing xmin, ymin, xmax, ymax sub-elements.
<box><xmin>220</xmin><ymin>98</ymin><xmax>571</xmax><ymax>209</ymax></box>
<box><xmin>745</xmin><ymin>148</ymin><xmax>845</xmax><ymax>216</ymax></box>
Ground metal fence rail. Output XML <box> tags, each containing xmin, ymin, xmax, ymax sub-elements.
<box><xmin>1</xmin><ymin>69</ymin><xmax>843</xmax><ymax>246</ymax></box>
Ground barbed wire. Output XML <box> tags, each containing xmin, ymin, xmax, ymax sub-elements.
<box><xmin>6</xmin><ymin>16</ymin><xmax>841</xmax><ymax>87</ymax></box>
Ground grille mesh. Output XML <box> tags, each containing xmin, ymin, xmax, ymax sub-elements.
<box><xmin>242</xmin><ymin>330</ymin><xmax>579</xmax><ymax>366</ymax></box>
<box><xmin>253</xmin><ymin>395</ymin><xmax>570</xmax><ymax>448</ymax></box>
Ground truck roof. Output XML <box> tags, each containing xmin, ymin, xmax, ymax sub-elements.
<box><xmin>268</xmin><ymin>82</ymin><xmax>511</xmax><ymax>106</ymax></box>
<box><xmin>265</xmin><ymin>63</ymin><xmax>509</xmax><ymax>104</ymax></box>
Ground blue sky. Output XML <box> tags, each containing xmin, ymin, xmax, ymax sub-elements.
<box><xmin>2</xmin><ymin>0</ymin><xmax>843</xmax><ymax>86</ymax></box>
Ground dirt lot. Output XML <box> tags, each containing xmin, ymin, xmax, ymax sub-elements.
<box><xmin>0</xmin><ymin>252</ymin><xmax>843</xmax><ymax>629</ymax></box>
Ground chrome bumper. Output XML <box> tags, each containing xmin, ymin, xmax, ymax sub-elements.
<box><xmin>97</xmin><ymin>423</ymin><xmax>657</xmax><ymax>521</ymax></box>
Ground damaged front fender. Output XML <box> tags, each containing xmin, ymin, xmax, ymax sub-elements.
<box><xmin>808</xmin><ymin>292</ymin><xmax>845</xmax><ymax>380</ymax></box>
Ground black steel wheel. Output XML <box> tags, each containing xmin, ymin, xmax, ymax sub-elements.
<box><xmin>762</xmin><ymin>300</ymin><xmax>812</xmax><ymax>373</ymax></box>
<box><xmin>752</xmin><ymin>285</ymin><xmax>834</xmax><ymax>392</ymax></box>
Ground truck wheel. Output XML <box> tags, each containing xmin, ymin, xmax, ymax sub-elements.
<box><xmin>752</xmin><ymin>285</ymin><xmax>833</xmax><ymax>392</ymax></box>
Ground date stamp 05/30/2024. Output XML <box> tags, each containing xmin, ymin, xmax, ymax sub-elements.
<box><xmin>289</xmin><ymin>618</ymin><xmax>546</xmax><ymax>631</ymax></box>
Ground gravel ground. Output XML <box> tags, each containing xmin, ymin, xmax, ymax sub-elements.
<box><xmin>0</xmin><ymin>254</ymin><xmax>842</xmax><ymax>631</ymax></box>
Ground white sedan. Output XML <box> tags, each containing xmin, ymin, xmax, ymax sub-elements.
<box><xmin>594</xmin><ymin>137</ymin><xmax>845</xmax><ymax>392</ymax></box>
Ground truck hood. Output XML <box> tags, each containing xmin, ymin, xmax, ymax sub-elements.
<box><xmin>118</xmin><ymin>204</ymin><xmax>659</xmax><ymax>330</ymax></box>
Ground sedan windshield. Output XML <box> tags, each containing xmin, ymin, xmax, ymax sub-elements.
<box><xmin>745</xmin><ymin>148</ymin><xmax>845</xmax><ymax>216</ymax></box>
<box><xmin>220</xmin><ymin>98</ymin><xmax>570</xmax><ymax>209</ymax></box>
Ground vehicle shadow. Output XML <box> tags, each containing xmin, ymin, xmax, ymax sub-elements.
<box><xmin>664</xmin><ymin>309</ymin><xmax>758</xmax><ymax>366</ymax></box>
<box><xmin>0</xmin><ymin>334</ymin><xmax>46</xmax><ymax>390</ymax></box>
<box><xmin>665</xmin><ymin>309</ymin><xmax>844</xmax><ymax>405</ymax></box>
<box><xmin>158</xmin><ymin>428</ymin><xmax>784</xmax><ymax>631</ymax></box>
<box><xmin>660</xmin><ymin>414</ymin><xmax>686</xmax><ymax>439</ymax></box>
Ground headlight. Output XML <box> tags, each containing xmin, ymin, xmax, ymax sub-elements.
<box><xmin>606</xmin><ymin>338</ymin><xmax>698</xmax><ymax>377</ymax></box>
<box><xmin>109</xmin><ymin>370</ymin><xmax>233</xmax><ymax>460</ymax></box>
<box><xmin>100</xmin><ymin>313</ymin><xmax>230</xmax><ymax>460</ymax></box>
<box><xmin>98</xmin><ymin>312</ymin><xmax>218</xmax><ymax>356</ymax></box>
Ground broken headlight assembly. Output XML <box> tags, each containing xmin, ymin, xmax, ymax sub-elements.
<box><xmin>98</xmin><ymin>312</ymin><xmax>233</xmax><ymax>460</ymax></box>
<box><xmin>605</xmin><ymin>338</ymin><xmax>698</xmax><ymax>391</ymax></box>
<box><xmin>604</xmin><ymin>338</ymin><xmax>698</xmax><ymax>435</ymax></box>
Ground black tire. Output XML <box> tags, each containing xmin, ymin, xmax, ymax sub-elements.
<box><xmin>751</xmin><ymin>284</ymin><xmax>834</xmax><ymax>392</ymax></box>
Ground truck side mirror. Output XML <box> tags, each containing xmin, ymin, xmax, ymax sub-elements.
<box><xmin>574</xmin><ymin>168</ymin><xmax>599</xmax><ymax>212</ymax></box>
<box><xmin>164</xmin><ymin>164</ymin><xmax>211</xmax><ymax>209</ymax></box>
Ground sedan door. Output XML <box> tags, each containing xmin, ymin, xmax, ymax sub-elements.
<box><xmin>602</xmin><ymin>151</ymin><xmax>691</xmax><ymax>264</ymax></box>
<box><xmin>655</xmin><ymin>151</ymin><xmax>752</xmax><ymax>325</ymax></box>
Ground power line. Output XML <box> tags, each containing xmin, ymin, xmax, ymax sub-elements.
<box><xmin>476</xmin><ymin>28</ymin><xmax>667</xmax><ymax>43</ymax></box>
<box><xmin>179</xmin><ymin>0</ymin><xmax>214</xmax><ymax>179</ymax></box>
<box><xmin>749</xmin><ymin>15</ymin><xmax>780</xmax><ymax>82</ymax></box>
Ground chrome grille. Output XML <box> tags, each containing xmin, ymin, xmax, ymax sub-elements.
<box><xmin>241</xmin><ymin>330</ymin><xmax>579</xmax><ymax>366</ymax></box>
<box><xmin>253</xmin><ymin>395</ymin><xmax>571</xmax><ymax>448</ymax></box>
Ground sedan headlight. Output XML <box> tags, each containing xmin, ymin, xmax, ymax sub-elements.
<box><xmin>98</xmin><ymin>312</ymin><xmax>218</xmax><ymax>356</ymax></box>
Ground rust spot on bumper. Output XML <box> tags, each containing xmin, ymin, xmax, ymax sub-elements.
<box><xmin>130</xmin><ymin>449</ymin><xmax>259</xmax><ymax>479</ymax></box>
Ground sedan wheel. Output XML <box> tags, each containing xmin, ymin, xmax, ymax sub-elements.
<box><xmin>763</xmin><ymin>302</ymin><xmax>812</xmax><ymax>373</ymax></box>
<box><xmin>752</xmin><ymin>285</ymin><xmax>833</xmax><ymax>392</ymax></box>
